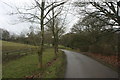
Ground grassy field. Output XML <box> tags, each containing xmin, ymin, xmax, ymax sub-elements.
<box><xmin>2</xmin><ymin>40</ymin><xmax>66</xmax><ymax>78</ymax></box>
<box><xmin>2</xmin><ymin>41</ymin><xmax>38</xmax><ymax>63</ymax></box>
<box><xmin>2</xmin><ymin>40</ymin><xmax>36</xmax><ymax>51</ymax></box>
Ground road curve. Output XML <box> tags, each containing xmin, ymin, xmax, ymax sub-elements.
<box><xmin>62</xmin><ymin>50</ymin><xmax>118</xmax><ymax>78</ymax></box>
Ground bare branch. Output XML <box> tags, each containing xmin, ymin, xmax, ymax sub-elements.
<box><xmin>43</xmin><ymin>1</ymin><xmax>66</xmax><ymax>19</ymax></box>
<box><xmin>34</xmin><ymin>0</ymin><xmax>42</xmax><ymax>10</ymax></box>
<box><xmin>44</xmin><ymin>10</ymin><xmax>62</xmax><ymax>25</ymax></box>
<box><xmin>105</xmin><ymin>2</ymin><xmax>117</xmax><ymax>14</ymax></box>
<box><xmin>25</xmin><ymin>6</ymin><xmax>38</xmax><ymax>11</ymax></box>
<box><xmin>11</xmin><ymin>9</ymin><xmax>41</xmax><ymax>21</ymax></box>
<box><xmin>44</xmin><ymin>2</ymin><xmax>56</xmax><ymax>10</ymax></box>
<box><xmin>90</xmin><ymin>2</ymin><xmax>118</xmax><ymax>23</ymax></box>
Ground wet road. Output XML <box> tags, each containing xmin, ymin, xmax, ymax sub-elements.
<box><xmin>62</xmin><ymin>50</ymin><xmax>118</xmax><ymax>78</ymax></box>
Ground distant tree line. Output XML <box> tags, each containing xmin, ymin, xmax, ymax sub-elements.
<box><xmin>0</xmin><ymin>28</ymin><xmax>52</xmax><ymax>46</ymax></box>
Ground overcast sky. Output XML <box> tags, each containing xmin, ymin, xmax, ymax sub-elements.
<box><xmin>0</xmin><ymin>0</ymin><xmax>79</xmax><ymax>35</ymax></box>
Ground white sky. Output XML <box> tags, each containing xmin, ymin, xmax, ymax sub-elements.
<box><xmin>0</xmin><ymin>0</ymin><xmax>79</xmax><ymax>35</ymax></box>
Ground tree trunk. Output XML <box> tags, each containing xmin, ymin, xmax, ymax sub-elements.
<box><xmin>56</xmin><ymin>32</ymin><xmax>59</xmax><ymax>52</ymax></box>
<box><xmin>53</xmin><ymin>34</ymin><xmax>57</xmax><ymax>57</ymax></box>
<box><xmin>54</xmin><ymin>33</ymin><xmax>59</xmax><ymax>57</ymax></box>
<box><xmin>38</xmin><ymin>1</ymin><xmax>45</xmax><ymax>68</ymax></box>
<box><xmin>38</xmin><ymin>51</ymin><xmax>43</xmax><ymax>68</ymax></box>
<box><xmin>52</xmin><ymin>4</ymin><xmax>57</xmax><ymax>57</ymax></box>
<box><xmin>53</xmin><ymin>35</ymin><xmax>58</xmax><ymax>57</ymax></box>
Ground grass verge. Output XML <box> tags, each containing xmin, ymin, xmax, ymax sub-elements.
<box><xmin>2</xmin><ymin>48</ymin><xmax>67</xmax><ymax>78</ymax></box>
<box><xmin>3</xmin><ymin>48</ymin><xmax>54</xmax><ymax>78</ymax></box>
<box><xmin>42</xmin><ymin>50</ymin><xmax>67</xmax><ymax>78</ymax></box>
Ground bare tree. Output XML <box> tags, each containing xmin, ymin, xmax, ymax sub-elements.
<box><xmin>50</xmin><ymin>3</ymin><xmax>64</xmax><ymax>57</ymax></box>
<box><xmin>45</xmin><ymin>1</ymin><xmax>70</xmax><ymax>57</ymax></box>
<box><xmin>10</xmin><ymin>0</ymin><xmax>67</xmax><ymax>68</ymax></box>
<box><xmin>46</xmin><ymin>17</ymin><xmax>65</xmax><ymax>57</ymax></box>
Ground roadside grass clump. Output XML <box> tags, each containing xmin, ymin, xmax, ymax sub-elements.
<box><xmin>58</xmin><ymin>45</ymin><xmax>66</xmax><ymax>49</ymax></box>
<box><xmin>42</xmin><ymin>50</ymin><xmax>67</xmax><ymax>78</ymax></box>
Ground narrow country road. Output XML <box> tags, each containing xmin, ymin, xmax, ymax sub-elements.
<box><xmin>62</xmin><ymin>50</ymin><xmax>118</xmax><ymax>78</ymax></box>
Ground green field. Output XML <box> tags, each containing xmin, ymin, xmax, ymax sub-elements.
<box><xmin>2</xmin><ymin>40</ymin><xmax>36</xmax><ymax>51</ymax></box>
<box><xmin>2</xmin><ymin>40</ymin><xmax>66</xmax><ymax>78</ymax></box>
<box><xmin>2</xmin><ymin>41</ymin><xmax>38</xmax><ymax>63</ymax></box>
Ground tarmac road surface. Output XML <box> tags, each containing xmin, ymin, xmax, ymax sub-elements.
<box><xmin>62</xmin><ymin>50</ymin><xmax>118</xmax><ymax>78</ymax></box>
